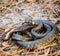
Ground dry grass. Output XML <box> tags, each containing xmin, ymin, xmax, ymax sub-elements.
<box><xmin>0</xmin><ymin>0</ymin><xmax>60</xmax><ymax>56</ymax></box>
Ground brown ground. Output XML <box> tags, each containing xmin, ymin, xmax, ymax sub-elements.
<box><xmin>0</xmin><ymin>0</ymin><xmax>60</xmax><ymax>56</ymax></box>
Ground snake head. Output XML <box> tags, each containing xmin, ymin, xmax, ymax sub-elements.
<box><xmin>22</xmin><ymin>19</ymin><xmax>37</xmax><ymax>25</ymax></box>
<box><xmin>25</xmin><ymin>19</ymin><xmax>37</xmax><ymax>25</ymax></box>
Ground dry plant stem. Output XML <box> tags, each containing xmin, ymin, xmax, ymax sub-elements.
<box><xmin>0</xmin><ymin>0</ymin><xmax>59</xmax><ymax>56</ymax></box>
<box><xmin>0</xmin><ymin>0</ymin><xmax>24</xmax><ymax>12</ymax></box>
<box><xmin>37</xmin><ymin>41</ymin><xmax>57</xmax><ymax>50</ymax></box>
<box><xmin>26</xmin><ymin>0</ymin><xmax>36</xmax><ymax>3</ymax></box>
<box><xmin>0</xmin><ymin>28</ymin><xmax>5</xmax><ymax>30</ymax></box>
<box><xmin>5</xmin><ymin>21</ymin><xmax>21</xmax><ymax>32</ymax></box>
<box><xmin>43</xmin><ymin>1</ymin><xmax>58</xmax><ymax>16</ymax></box>
<box><xmin>0</xmin><ymin>6</ymin><xmax>22</xmax><ymax>19</ymax></box>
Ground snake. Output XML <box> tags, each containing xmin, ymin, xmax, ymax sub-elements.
<box><xmin>31</xmin><ymin>23</ymin><xmax>51</xmax><ymax>38</ymax></box>
<box><xmin>2</xmin><ymin>21</ymin><xmax>37</xmax><ymax>41</ymax></box>
<box><xmin>2</xmin><ymin>20</ymin><xmax>57</xmax><ymax>49</ymax></box>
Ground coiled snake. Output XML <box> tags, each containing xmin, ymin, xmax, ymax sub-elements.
<box><xmin>2</xmin><ymin>20</ymin><xmax>57</xmax><ymax>49</ymax></box>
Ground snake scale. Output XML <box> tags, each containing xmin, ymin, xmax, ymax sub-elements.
<box><xmin>2</xmin><ymin>20</ymin><xmax>57</xmax><ymax>49</ymax></box>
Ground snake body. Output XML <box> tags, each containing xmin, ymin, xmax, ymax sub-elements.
<box><xmin>2</xmin><ymin>22</ymin><xmax>36</xmax><ymax>40</ymax></box>
<box><xmin>2</xmin><ymin>20</ymin><xmax>57</xmax><ymax>49</ymax></box>
<box><xmin>31</xmin><ymin>23</ymin><xmax>51</xmax><ymax>38</ymax></box>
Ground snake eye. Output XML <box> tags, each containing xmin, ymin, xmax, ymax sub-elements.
<box><xmin>32</xmin><ymin>21</ymin><xmax>37</xmax><ymax>25</ymax></box>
